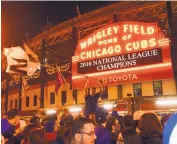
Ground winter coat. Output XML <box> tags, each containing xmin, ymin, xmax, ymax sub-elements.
<box><xmin>85</xmin><ymin>93</ymin><xmax>100</xmax><ymax>115</ymax></box>
<box><xmin>141</xmin><ymin>136</ymin><xmax>162</xmax><ymax>144</ymax></box>
<box><xmin>110</xmin><ymin>132</ymin><xmax>118</xmax><ymax>144</ymax></box>
<box><xmin>122</xmin><ymin>127</ymin><xmax>141</xmax><ymax>144</ymax></box>
<box><xmin>95</xmin><ymin>125</ymin><xmax>111</xmax><ymax>144</ymax></box>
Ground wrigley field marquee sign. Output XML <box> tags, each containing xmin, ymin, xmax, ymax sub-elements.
<box><xmin>72</xmin><ymin>22</ymin><xmax>173</xmax><ymax>89</ymax></box>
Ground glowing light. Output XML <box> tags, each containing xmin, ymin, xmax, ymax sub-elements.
<box><xmin>72</xmin><ymin>56</ymin><xmax>79</xmax><ymax>62</ymax></box>
<box><xmin>156</xmin><ymin>99</ymin><xmax>177</xmax><ymax>105</ymax></box>
<box><xmin>109</xmin><ymin>111</ymin><xmax>127</xmax><ymax>114</ymax></box>
<box><xmin>69</xmin><ymin>107</ymin><xmax>82</xmax><ymax>113</ymax></box>
<box><xmin>158</xmin><ymin>38</ymin><xmax>170</xmax><ymax>47</ymax></box>
<box><xmin>103</xmin><ymin>103</ymin><xmax>114</xmax><ymax>110</ymax></box>
<box><xmin>158</xmin><ymin>38</ymin><xmax>170</xmax><ymax>43</ymax></box>
<box><xmin>46</xmin><ymin>109</ymin><xmax>56</xmax><ymax>115</ymax></box>
<box><xmin>159</xmin><ymin>43</ymin><xmax>169</xmax><ymax>46</ymax></box>
<box><xmin>72</xmin><ymin>63</ymin><xmax>171</xmax><ymax>79</ymax></box>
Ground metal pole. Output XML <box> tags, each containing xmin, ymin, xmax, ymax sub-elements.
<box><xmin>5</xmin><ymin>73</ymin><xmax>9</xmax><ymax>113</ymax></box>
<box><xmin>166</xmin><ymin>2</ymin><xmax>177</xmax><ymax>91</ymax></box>
<box><xmin>131</xmin><ymin>97</ymin><xmax>135</xmax><ymax>115</ymax></box>
<box><xmin>19</xmin><ymin>76</ymin><xmax>22</xmax><ymax>110</ymax></box>
<box><xmin>40</xmin><ymin>39</ymin><xmax>46</xmax><ymax>108</ymax></box>
<box><xmin>113</xmin><ymin>13</ymin><xmax>118</xmax><ymax>23</ymax></box>
<box><xmin>166</xmin><ymin>2</ymin><xmax>172</xmax><ymax>31</ymax></box>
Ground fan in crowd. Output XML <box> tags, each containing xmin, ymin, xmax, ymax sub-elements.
<box><xmin>71</xmin><ymin>117</ymin><xmax>96</xmax><ymax>144</ymax></box>
<box><xmin>84</xmin><ymin>78</ymin><xmax>104</xmax><ymax>120</ymax></box>
<box><xmin>1</xmin><ymin>106</ymin><xmax>174</xmax><ymax>144</ymax></box>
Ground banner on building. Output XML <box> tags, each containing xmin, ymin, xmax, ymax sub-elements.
<box><xmin>3</xmin><ymin>45</ymin><xmax>40</xmax><ymax>76</ymax></box>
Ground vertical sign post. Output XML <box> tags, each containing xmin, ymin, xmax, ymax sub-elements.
<box><xmin>40</xmin><ymin>39</ymin><xmax>46</xmax><ymax>108</ymax></box>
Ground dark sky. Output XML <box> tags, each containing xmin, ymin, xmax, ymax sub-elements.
<box><xmin>1</xmin><ymin>1</ymin><xmax>114</xmax><ymax>48</ymax></box>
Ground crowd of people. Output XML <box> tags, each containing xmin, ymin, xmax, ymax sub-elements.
<box><xmin>1</xmin><ymin>85</ymin><xmax>174</xmax><ymax>144</ymax></box>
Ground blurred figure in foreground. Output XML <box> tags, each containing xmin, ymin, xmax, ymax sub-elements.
<box><xmin>43</xmin><ymin>114</ymin><xmax>57</xmax><ymax>132</ymax></box>
<box><xmin>121</xmin><ymin>115</ymin><xmax>141</xmax><ymax>144</ymax></box>
<box><xmin>95</xmin><ymin>107</ymin><xmax>111</xmax><ymax>144</ymax></box>
<box><xmin>28</xmin><ymin>128</ymin><xmax>48</xmax><ymax>144</ymax></box>
<box><xmin>106</xmin><ymin>116</ymin><xmax>119</xmax><ymax>144</ymax></box>
<box><xmin>21</xmin><ymin>120</ymin><xmax>41</xmax><ymax>144</ymax></box>
<box><xmin>138</xmin><ymin>112</ymin><xmax>163</xmax><ymax>144</ymax></box>
<box><xmin>57</xmin><ymin>114</ymin><xmax>74</xmax><ymax>144</ymax></box>
<box><xmin>1</xmin><ymin>108</ymin><xmax>21</xmax><ymax>144</ymax></box>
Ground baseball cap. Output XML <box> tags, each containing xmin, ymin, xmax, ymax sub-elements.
<box><xmin>95</xmin><ymin>107</ymin><xmax>108</xmax><ymax>123</ymax></box>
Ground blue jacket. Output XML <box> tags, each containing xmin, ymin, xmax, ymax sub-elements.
<box><xmin>95</xmin><ymin>125</ymin><xmax>111</xmax><ymax>144</ymax></box>
<box><xmin>1</xmin><ymin>118</ymin><xmax>11</xmax><ymax>134</ymax></box>
<box><xmin>1</xmin><ymin>118</ymin><xmax>15</xmax><ymax>139</ymax></box>
<box><xmin>44</xmin><ymin>121</ymin><xmax>55</xmax><ymax>132</ymax></box>
<box><xmin>85</xmin><ymin>93</ymin><xmax>100</xmax><ymax>115</ymax></box>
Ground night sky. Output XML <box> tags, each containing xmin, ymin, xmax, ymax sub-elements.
<box><xmin>1</xmin><ymin>1</ymin><xmax>115</xmax><ymax>48</ymax></box>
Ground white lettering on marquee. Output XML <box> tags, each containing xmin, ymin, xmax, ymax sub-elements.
<box><xmin>108</xmin><ymin>74</ymin><xmax>137</xmax><ymax>82</ymax></box>
<box><xmin>80</xmin><ymin>24</ymin><xmax>156</xmax><ymax>50</ymax></box>
<box><xmin>88</xmin><ymin>38</ymin><xmax>93</xmax><ymax>47</ymax></box>
<box><xmin>149</xmin><ymin>38</ymin><xmax>156</xmax><ymax>47</ymax></box>
<box><xmin>79</xmin><ymin>38</ymin><xmax>157</xmax><ymax>60</ymax></box>
<box><xmin>80</xmin><ymin>45</ymin><xmax>122</xmax><ymax>60</ymax></box>
<box><xmin>107</xmin><ymin>27</ymin><xmax>112</xmax><ymax>36</ymax></box>
<box><xmin>98</xmin><ymin>38</ymin><xmax>118</xmax><ymax>46</ymax></box>
<box><xmin>80</xmin><ymin>52</ymin><xmax>85</xmax><ymax>59</ymax></box>
<box><xmin>96</xmin><ymin>60</ymin><xmax>136</xmax><ymax>71</ymax></box>
<box><xmin>123</xmin><ymin>24</ymin><xmax>155</xmax><ymax>35</ymax></box>
<box><xmin>80</xmin><ymin>26</ymin><xmax>119</xmax><ymax>49</ymax></box>
<box><xmin>147</xmin><ymin>27</ymin><xmax>155</xmax><ymax>35</ymax></box>
<box><xmin>96</xmin><ymin>49</ymin><xmax>101</xmax><ymax>57</ymax></box>
<box><xmin>80</xmin><ymin>41</ymin><xmax>87</xmax><ymax>50</ymax></box>
<box><xmin>77</xmin><ymin>23</ymin><xmax>159</xmax><ymax>60</ymax></box>
<box><xmin>125</xmin><ymin>38</ymin><xmax>157</xmax><ymax>52</ymax></box>
<box><xmin>126</xmin><ymin>43</ymin><xmax>132</xmax><ymax>51</ymax></box>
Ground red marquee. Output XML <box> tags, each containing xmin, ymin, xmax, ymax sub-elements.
<box><xmin>72</xmin><ymin>22</ymin><xmax>173</xmax><ymax>89</ymax></box>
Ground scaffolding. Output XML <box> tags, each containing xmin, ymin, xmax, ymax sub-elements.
<box><xmin>1</xmin><ymin>1</ymin><xmax>177</xmax><ymax>80</ymax></box>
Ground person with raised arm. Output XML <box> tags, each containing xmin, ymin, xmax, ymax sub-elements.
<box><xmin>84</xmin><ymin>77</ymin><xmax>104</xmax><ymax>120</ymax></box>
